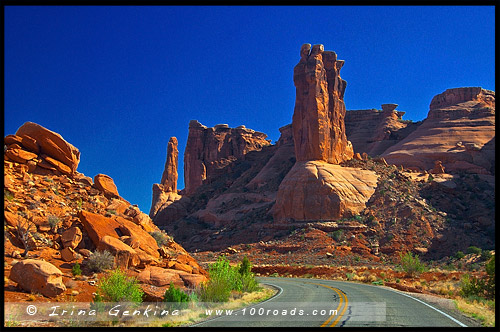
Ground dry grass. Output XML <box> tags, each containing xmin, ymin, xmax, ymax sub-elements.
<box><xmin>146</xmin><ymin>286</ymin><xmax>276</xmax><ymax>327</ymax></box>
<box><xmin>454</xmin><ymin>297</ymin><xmax>495</xmax><ymax>327</ymax></box>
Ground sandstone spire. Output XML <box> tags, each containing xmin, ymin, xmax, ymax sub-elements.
<box><xmin>160</xmin><ymin>137</ymin><xmax>179</xmax><ymax>192</ymax></box>
<box><xmin>292</xmin><ymin>43</ymin><xmax>353</xmax><ymax>163</ymax></box>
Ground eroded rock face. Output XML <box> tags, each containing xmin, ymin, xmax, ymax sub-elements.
<box><xmin>15</xmin><ymin>122</ymin><xmax>80</xmax><ymax>173</ymax></box>
<box><xmin>272</xmin><ymin>161</ymin><xmax>378</xmax><ymax>222</ymax></box>
<box><xmin>292</xmin><ymin>43</ymin><xmax>353</xmax><ymax>163</ymax></box>
<box><xmin>183</xmin><ymin>120</ymin><xmax>271</xmax><ymax>195</ymax></box>
<box><xmin>9</xmin><ymin>259</ymin><xmax>66</xmax><ymax>298</ymax></box>
<box><xmin>382</xmin><ymin>88</ymin><xmax>495</xmax><ymax>174</ymax></box>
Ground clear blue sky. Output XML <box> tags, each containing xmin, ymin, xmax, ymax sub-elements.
<box><xmin>4</xmin><ymin>6</ymin><xmax>495</xmax><ymax>213</ymax></box>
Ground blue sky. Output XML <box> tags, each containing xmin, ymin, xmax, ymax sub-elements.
<box><xmin>4</xmin><ymin>6</ymin><xmax>495</xmax><ymax>213</ymax></box>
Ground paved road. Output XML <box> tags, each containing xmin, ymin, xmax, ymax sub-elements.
<box><xmin>192</xmin><ymin>277</ymin><xmax>469</xmax><ymax>328</ymax></box>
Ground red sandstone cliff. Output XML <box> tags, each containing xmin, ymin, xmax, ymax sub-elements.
<box><xmin>183</xmin><ymin>121</ymin><xmax>271</xmax><ymax>195</ymax></box>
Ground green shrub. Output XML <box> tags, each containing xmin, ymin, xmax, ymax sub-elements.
<box><xmin>466</xmin><ymin>246</ymin><xmax>482</xmax><ymax>255</ymax></box>
<box><xmin>199</xmin><ymin>256</ymin><xmax>241</xmax><ymax>302</ymax></box>
<box><xmin>459</xmin><ymin>255</ymin><xmax>495</xmax><ymax>300</ymax></box>
<box><xmin>163</xmin><ymin>282</ymin><xmax>190</xmax><ymax>310</ymax></box>
<box><xmin>481</xmin><ymin>250</ymin><xmax>492</xmax><ymax>261</ymax></box>
<box><xmin>329</xmin><ymin>230</ymin><xmax>343</xmax><ymax>241</ymax></box>
<box><xmin>92</xmin><ymin>269</ymin><xmax>143</xmax><ymax>303</ymax></box>
<box><xmin>149</xmin><ymin>231</ymin><xmax>168</xmax><ymax>246</ymax></box>
<box><xmin>48</xmin><ymin>215</ymin><xmax>60</xmax><ymax>229</ymax></box>
<box><xmin>86</xmin><ymin>250</ymin><xmax>115</xmax><ymax>273</ymax></box>
<box><xmin>72</xmin><ymin>262</ymin><xmax>82</xmax><ymax>276</ymax></box>
<box><xmin>399</xmin><ymin>252</ymin><xmax>427</xmax><ymax>277</ymax></box>
<box><xmin>238</xmin><ymin>256</ymin><xmax>252</xmax><ymax>276</ymax></box>
<box><xmin>455</xmin><ymin>251</ymin><xmax>465</xmax><ymax>259</ymax></box>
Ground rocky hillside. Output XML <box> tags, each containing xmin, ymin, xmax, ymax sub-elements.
<box><xmin>4</xmin><ymin>122</ymin><xmax>207</xmax><ymax>302</ymax></box>
<box><xmin>151</xmin><ymin>44</ymin><xmax>495</xmax><ymax>263</ymax></box>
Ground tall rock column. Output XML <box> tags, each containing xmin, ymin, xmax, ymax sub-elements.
<box><xmin>292</xmin><ymin>43</ymin><xmax>353</xmax><ymax>164</ymax></box>
<box><xmin>160</xmin><ymin>137</ymin><xmax>179</xmax><ymax>192</ymax></box>
<box><xmin>149</xmin><ymin>137</ymin><xmax>182</xmax><ymax>218</ymax></box>
<box><xmin>273</xmin><ymin>44</ymin><xmax>376</xmax><ymax>222</ymax></box>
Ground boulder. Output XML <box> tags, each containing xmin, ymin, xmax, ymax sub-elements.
<box><xmin>97</xmin><ymin>235</ymin><xmax>139</xmax><ymax>267</ymax></box>
<box><xmin>93</xmin><ymin>174</ymin><xmax>120</xmax><ymax>198</ymax></box>
<box><xmin>137</xmin><ymin>266</ymin><xmax>185</xmax><ymax>287</ymax></box>
<box><xmin>5</xmin><ymin>148</ymin><xmax>38</xmax><ymax>164</ymax></box>
<box><xmin>61</xmin><ymin>226</ymin><xmax>83</xmax><ymax>249</ymax></box>
<box><xmin>60</xmin><ymin>247</ymin><xmax>76</xmax><ymax>262</ymax></box>
<box><xmin>16</xmin><ymin>122</ymin><xmax>80</xmax><ymax>173</ymax></box>
<box><xmin>9</xmin><ymin>259</ymin><xmax>66</xmax><ymax>298</ymax></box>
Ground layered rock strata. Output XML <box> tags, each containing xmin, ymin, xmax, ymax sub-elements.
<box><xmin>183</xmin><ymin>121</ymin><xmax>271</xmax><ymax>195</ymax></box>
<box><xmin>382</xmin><ymin>88</ymin><xmax>495</xmax><ymax>174</ymax></box>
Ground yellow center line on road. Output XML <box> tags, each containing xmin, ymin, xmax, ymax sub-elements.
<box><xmin>307</xmin><ymin>282</ymin><xmax>348</xmax><ymax>327</ymax></box>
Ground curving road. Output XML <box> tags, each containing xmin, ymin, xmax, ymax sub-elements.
<box><xmin>192</xmin><ymin>277</ymin><xmax>471</xmax><ymax>328</ymax></box>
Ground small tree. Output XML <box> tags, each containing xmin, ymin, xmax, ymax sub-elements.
<box><xmin>92</xmin><ymin>269</ymin><xmax>143</xmax><ymax>303</ymax></box>
<box><xmin>16</xmin><ymin>212</ymin><xmax>37</xmax><ymax>257</ymax></box>
<box><xmin>399</xmin><ymin>252</ymin><xmax>427</xmax><ymax>277</ymax></box>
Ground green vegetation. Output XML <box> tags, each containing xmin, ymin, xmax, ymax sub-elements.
<box><xmin>86</xmin><ymin>250</ymin><xmax>115</xmax><ymax>273</ymax></box>
<box><xmin>329</xmin><ymin>230</ymin><xmax>343</xmax><ymax>241</ymax></box>
<box><xmin>48</xmin><ymin>215</ymin><xmax>60</xmax><ymax>229</ymax></box>
<box><xmin>149</xmin><ymin>231</ymin><xmax>169</xmax><ymax>246</ymax></box>
<box><xmin>455</xmin><ymin>251</ymin><xmax>465</xmax><ymax>259</ymax></box>
<box><xmin>481</xmin><ymin>250</ymin><xmax>492</xmax><ymax>261</ymax></box>
<box><xmin>163</xmin><ymin>282</ymin><xmax>191</xmax><ymax>310</ymax></box>
<box><xmin>466</xmin><ymin>246</ymin><xmax>482</xmax><ymax>255</ymax></box>
<box><xmin>198</xmin><ymin>256</ymin><xmax>260</xmax><ymax>303</ymax></box>
<box><xmin>5</xmin><ymin>189</ymin><xmax>15</xmax><ymax>201</ymax></box>
<box><xmin>71</xmin><ymin>262</ymin><xmax>82</xmax><ymax>276</ymax></box>
<box><xmin>92</xmin><ymin>269</ymin><xmax>143</xmax><ymax>303</ymax></box>
<box><xmin>399</xmin><ymin>252</ymin><xmax>427</xmax><ymax>277</ymax></box>
<box><xmin>459</xmin><ymin>255</ymin><xmax>495</xmax><ymax>300</ymax></box>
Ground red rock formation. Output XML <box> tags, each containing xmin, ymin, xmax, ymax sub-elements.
<box><xmin>15</xmin><ymin>122</ymin><xmax>80</xmax><ymax>173</ymax></box>
<box><xmin>345</xmin><ymin>104</ymin><xmax>419</xmax><ymax>156</ymax></box>
<box><xmin>382</xmin><ymin>88</ymin><xmax>495</xmax><ymax>174</ymax></box>
<box><xmin>183</xmin><ymin>120</ymin><xmax>271</xmax><ymax>195</ymax></box>
<box><xmin>272</xmin><ymin>161</ymin><xmax>378</xmax><ymax>222</ymax></box>
<box><xmin>292</xmin><ymin>43</ymin><xmax>353</xmax><ymax>163</ymax></box>
<box><xmin>93</xmin><ymin>174</ymin><xmax>120</xmax><ymax>199</ymax></box>
<box><xmin>160</xmin><ymin>137</ymin><xmax>179</xmax><ymax>192</ymax></box>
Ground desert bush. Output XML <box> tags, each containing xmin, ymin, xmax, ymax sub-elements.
<box><xmin>198</xmin><ymin>256</ymin><xmax>241</xmax><ymax>302</ymax></box>
<box><xmin>163</xmin><ymin>282</ymin><xmax>191</xmax><ymax>310</ymax></box>
<box><xmin>466</xmin><ymin>246</ymin><xmax>482</xmax><ymax>255</ymax></box>
<box><xmin>455</xmin><ymin>251</ymin><xmax>465</xmax><ymax>259</ymax></box>
<box><xmin>329</xmin><ymin>230</ymin><xmax>343</xmax><ymax>241</ymax></box>
<box><xmin>149</xmin><ymin>231</ymin><xmax>168</xmax><ymax>246</ymax></box>
<box><xmin>48</xmin><ymin>215</ymin><xmax>60</xmax><ymax>229</ymax></box>
<box><xmin>400</xmin><ymin>252</ymin><xmax>427</xmax><ymax>277</ymax></box>
<box><xmin>86</xmin><ymin>250</ymin><xmax>115</xmax><ymax>273</ymax></box>
<box><xmin>459</xmin><ymin>255</ymin><xmax>495</xmax><ymax>300</ymax></box>
<box><xmin>92</xmin><ymin>269</ymin><xmax>143</xmax><ymax>303</ymax></box>
<box><xmin>481</xmin><ymin>250</ymin><xmax>492</xmax><ymax>261</ymax></box>
<box><xmin>72</xmin><ymin>262</ymin><xmax>82</xmax><ymax>276</ymax></box>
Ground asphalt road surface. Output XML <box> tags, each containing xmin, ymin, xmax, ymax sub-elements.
<box><xmin>191</xmin><ymin>277</ymin><xmax>470</xmax><ymax>328</ymax></box>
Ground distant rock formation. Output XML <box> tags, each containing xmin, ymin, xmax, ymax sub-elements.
<box><xmin>292</xmin><ymin>43</ymin><xmax>354</xmax><ymax>163</ymax></box>
<box><xmin>273</xmin><ymin>44</ymin><xmax>376</xmax><ymax>222</ymax></box>
<box><xmin>382</xmin><ymin>87</ymin><xmax>495</xmax><ymax>174</ymax></box>
<box><xmin>149</xmin><ymin>137</ymin><xmax>183</xmax><ymax>218</ymax></box>
<box><xmin>345</xmin><ymin>104</ymin><xmax>420</xmax><ymax>156</ymax></box>
<box><xmin>183</xmin><ymin>120</ymin><xmax>271</xmax><ymax>195</ymax></box>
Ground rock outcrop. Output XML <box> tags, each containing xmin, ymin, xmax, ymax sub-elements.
<box><xmin>4</xmin><ymin>122</ymin><xmax>208</xmax><ymax>300</ymax></box>
<box><xmin>273</xmin><ymin>44</ymin><xmax>376</xmax><ymax>222</ymax></box>
<box><xmin>183</xmin><ymin>121</ymin><xmax>271</xmax><ymax>195</ymax></box>
<box><xmin>5</xmin><ymin>122</ymin><xmax>81</xmax><ymax>175</ymax></box>
<box><xmin>382</xmin><ymin>88</ymin><xmax>495</xmax><ymax>174</ymax></box>
<box><xmin>160</xmin><ymin>137</ymin><xmax>179</xmax><ymax>192</ymax></box>
<box><xmin>292</xmin><ymin>43</ymin><xmax>353</xmax><ymax>163</ymax></box>
<box><xmin>149</xmin><ymin>137</ymin><xmax>183</xmax><ymax>219</ymax></box>
<box><xmin>273</xmin><ymin>161</ymin><xmax>378</xmax><ymax>222</ymax></box>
